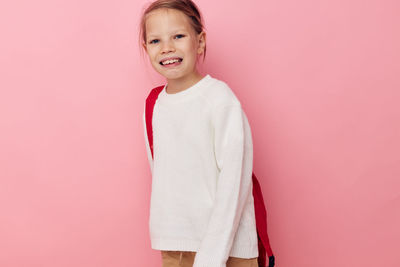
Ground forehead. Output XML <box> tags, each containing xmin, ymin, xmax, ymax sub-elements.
<box><xmin>145</xmin><ymin>8</ymin><xmax>193</xmax><ymax>37</ymax></box>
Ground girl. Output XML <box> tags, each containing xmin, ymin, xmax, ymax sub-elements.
<box><xmin>140</xmin><ymin>1</ymin><xmax>259</xmax><ymax>266</ymax></box>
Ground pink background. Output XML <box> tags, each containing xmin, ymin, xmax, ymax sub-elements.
<box><xmin>1</xmin><ymin>0</ymin><xmax>399</xmax><ymax>266</ymax></box>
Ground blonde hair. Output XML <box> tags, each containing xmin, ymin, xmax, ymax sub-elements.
<box><xmin>139</xmin><ymin>0</ymin><xmax>207</xmax><ymax>62</ymax></box>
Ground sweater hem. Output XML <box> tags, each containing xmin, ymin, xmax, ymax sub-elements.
<box><xmin>151</xmin><ymin>238</ymin><xmax>259</xmax><ymax>258</ymax></box>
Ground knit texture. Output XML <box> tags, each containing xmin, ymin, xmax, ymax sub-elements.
<box><xmin>143</xmin><ymin>74</ymin><xmax>258</xmax><ymax>267</ymax></box>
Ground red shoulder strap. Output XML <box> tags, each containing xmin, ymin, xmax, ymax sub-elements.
<box><xmin>145</xmin><ymin>85</ymin><xmax>164</xmax><ymax>159</ymax></box>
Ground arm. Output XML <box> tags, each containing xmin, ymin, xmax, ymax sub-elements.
<box><xmin>143</xmin><ymin>104</ymin><xmax>153</xmax><ymax>175</ymax></box>
<box><xmin>193</xmin><ymin>104</ymin><xmax>253</xmax><ymax>267</ymax></box>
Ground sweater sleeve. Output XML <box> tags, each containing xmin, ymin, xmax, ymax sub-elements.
<box><xmin>193</xmin><ymin>104</ymin><xmax>253</xmax><ymax>267</ymax></box>
<box><xmin>143</xmin><ymin>103</ymin><xmax>153</xmax><ymax>175</ymax></box>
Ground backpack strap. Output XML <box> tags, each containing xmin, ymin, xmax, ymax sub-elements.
<box><xmin>145</xmin><ymin>85</ymin><xmax>275</xmax><ymax>267</ymax></box>
<box><xmin>145</xmin><ymin>85</ymin><xmax>164</xmax><ymax>159</ymax></box>
<box><xmin>253</xmin><ymin>173</ymin><xmax>275</xmax><ymax>267</ymax></box>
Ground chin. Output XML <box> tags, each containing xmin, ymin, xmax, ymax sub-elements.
<box><xmin>157</xmin><ymin>70</ymin><xmax>186</xmax><ymax>80</ymax></box>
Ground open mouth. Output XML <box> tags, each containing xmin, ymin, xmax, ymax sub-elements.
<box><xmin>159</xmin><ymin>58</ymin><xmax>183</xmax><ymax>66</ymax></box>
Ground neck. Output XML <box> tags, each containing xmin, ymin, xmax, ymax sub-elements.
<box><xmin>166</xmin><ymin>71</ymin><xmax>204</xmax><ymax>94</ymax></box>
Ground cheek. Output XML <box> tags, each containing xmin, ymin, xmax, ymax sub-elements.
<box><xmin>181</xmin><ymin>43</ymin><xmax>196</xmax><ymax>56</ymax></box>
<box><xmin>148</xmin><ymin>50</ymin><xmax>158</xmax><ymax>61</ymax></box>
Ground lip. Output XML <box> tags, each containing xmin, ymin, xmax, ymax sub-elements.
<box><xmin>159</xmin><ymin>56</ymin><xmax>183</xmax><ymax>65</ymax></box>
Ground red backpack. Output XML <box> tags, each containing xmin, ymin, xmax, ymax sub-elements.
<box><xmin>145</xmin><ymin>86</ymin><xmax>275</xmax><ymax>267</ymax></box>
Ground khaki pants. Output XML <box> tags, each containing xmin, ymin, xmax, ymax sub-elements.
<box><xmin>161</xmin><ymin>251</ymin><xmax>258</xmax><ymax>267</ymax></box>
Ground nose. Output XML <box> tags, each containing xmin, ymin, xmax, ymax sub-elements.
<box><xmin>160</xmin><ymin>39</ymin><xmax>175</xmax><ymax>54</ymax></box>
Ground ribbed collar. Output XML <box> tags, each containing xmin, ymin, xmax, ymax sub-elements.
<box><xmin>158</xmin><ymin>74</ymin><xmax>211</xmax><ymax>103</ymax></box>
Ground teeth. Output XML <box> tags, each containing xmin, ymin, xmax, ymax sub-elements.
<box><xmin>162</xmin><ymin>58</ymin><xmax>181</xmax><ymax>65</ymax></box>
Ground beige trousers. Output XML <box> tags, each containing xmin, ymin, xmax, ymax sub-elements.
<box><xmin>161</xmin><ymin>251</ymin><xmax>258</xmax><ymax>267</ymax></box>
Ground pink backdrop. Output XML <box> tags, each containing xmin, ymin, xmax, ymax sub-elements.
<box><xmin>1</xmin><ymin>0</ymin><xmax>399</xmax><ymax>266</ymax></box>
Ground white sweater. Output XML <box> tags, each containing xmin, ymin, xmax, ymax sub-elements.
<box><xmin>143</xmin><ymin>74</ymin><xmax>258</xmax><ymax>267</ymax></box>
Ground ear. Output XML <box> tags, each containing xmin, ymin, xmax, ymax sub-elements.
<box><xmin>197</xmin><ymin>31</ymin><xmax>206</xmax><ymax>55</ymax></box>
<box><xmin>142</xmin><ymin>42</ymin><xmax>147</xmax><ymax>53</ymax></box>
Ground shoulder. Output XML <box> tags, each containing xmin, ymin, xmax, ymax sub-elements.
<box><xmin>201</xmin><ymin>75</ymin><xmax>242</xmax><ymax>109</ymax></box>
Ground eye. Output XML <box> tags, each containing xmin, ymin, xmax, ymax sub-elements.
<box><xmin>175</xmin><ymin>34</ymin><xmax>185</xmax><ymax>39</ymax></box>
<box><xmin>149</xmin><ymin>39</ymin><xmax>159</xmax><ymax>44</ymax></box>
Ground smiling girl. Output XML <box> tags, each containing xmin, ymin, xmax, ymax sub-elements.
<box><xmin>140</xmin><ymin>1</ymin><xmax>259</xmax><ymax>267</ymax></box>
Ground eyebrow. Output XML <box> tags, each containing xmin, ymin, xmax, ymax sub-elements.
<box><xmin>147</xmin><ymin>29</ymin><xmax>188</xmax><ymax>39</ymax></box>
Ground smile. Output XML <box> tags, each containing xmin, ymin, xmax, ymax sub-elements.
<box><xmin>160</xmin><ymin>58</ymin><xmax>183</xmax><ymax>66</ymax></box>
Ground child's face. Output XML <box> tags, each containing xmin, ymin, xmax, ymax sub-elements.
<box><xmin>143</xmin><ymin>8</ymin><xmax>205</xmax><ymax>83</ymax></box>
